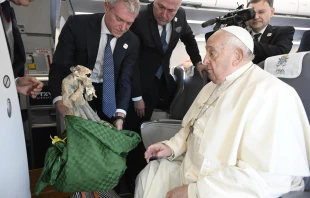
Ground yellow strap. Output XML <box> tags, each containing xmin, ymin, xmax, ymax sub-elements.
<box><xmin>50</xmin><ymin>135</ymin><xmax>67</xmax><ymax>145</ymax></box>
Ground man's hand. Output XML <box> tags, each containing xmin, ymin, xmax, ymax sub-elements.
<box><xmin>113</xmin><ymin>112</ymin><xmax>125</xmax><ymax>130</ymax></box>
<box><xmin>55</xmin><ymin>100</ymin><xmax>65</xmax><ymax>118</ymax></box>
<box><xmin>166</xmin><ymin>185</ymin><xmax>188</xmax><ymax>198</ymax></box>
<box><xmin>196</xmin><ymin>63</ymin><xmax>208</xmax><ymax>78</ymax></box>
<box><xmin>144</xmin><ymin>143</ymin><xmax>172</xmax><ymax>163</ymax></box>
<box><xmin>16</xmin><ymin>76</ymin><xmax>43</xmax><ymax>98</ymax></box>
<box><xmin>134</xmin><ymin>99</ymin><xmax>145</xmax><ymax>117</ymax></box>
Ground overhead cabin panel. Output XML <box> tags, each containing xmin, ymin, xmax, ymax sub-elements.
<box><xmin>215</xmin><ymin>0</ymin><xmax>248</xmax><ymax>10</ymax></box>
<box><xmin>182</xmin><ymin>0</ymin><xmax>216</xmax><ymax>8</ymax></box>
<box><xmin>274</xmin><ymin>0</ymin><xmax>298</xmax><ymax>15</ymax></box>
<box><xmin>298</xmin><ymin>0</ymin><xmax>310</xmax><ymax>16</ymax></box>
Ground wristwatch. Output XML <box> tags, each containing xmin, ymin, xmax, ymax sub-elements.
<box><xmin>114</xmin><ymin>116</ymin><xmax>125</xmax><ymax>122</ymax></box>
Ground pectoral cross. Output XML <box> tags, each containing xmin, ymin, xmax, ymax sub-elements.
<box><xmin>189</xmin><ymin>124</ymin><xmax>194</xmax><ymax>134</ymax></box>
<box><xmin>188</xmin><ymin>104</ymin><xmax>209</xmax><ymax>138</ymax></box>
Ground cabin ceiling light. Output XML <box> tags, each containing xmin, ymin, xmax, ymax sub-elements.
<box><xmin>294</xmin><ymin>27</ymin><xmax>310</xmax><ymax>31</ymax></box>
<box><xmin>75</xmin><ymin>12</ymin><xmax>94</xmax><ymax>15</ymax></box>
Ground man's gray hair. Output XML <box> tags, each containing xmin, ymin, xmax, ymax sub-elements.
<box><xmin>224</xmin><ymin>32</ymin><xmax>255</xmax><ymax>61</ymax></box>
<box><xmin>105</xmin><ymin>0</ymin><xmax>140</xmax><ymax>14</ymax></box>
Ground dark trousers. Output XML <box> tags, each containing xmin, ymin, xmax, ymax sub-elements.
<box><xmin>123</xmin><ymin>75</ymin><xmax>177</xmax><ymax>193</ymax></box>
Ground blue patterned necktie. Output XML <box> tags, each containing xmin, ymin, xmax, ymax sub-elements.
<box><xmin>102</xmin><ymin>34</ymin><xmax>116</xmax><ymax>118</ymax></box>
<box><xmin>155</xmin><ymin>25</ymin><xmax>168</xmax><ymax>79</ymax></box>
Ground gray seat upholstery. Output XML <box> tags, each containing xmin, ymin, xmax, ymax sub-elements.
<box><xmin>169</xmin><ymin>66</ymin><xmax>209</xmax><ymax>120</ymax></box>
<box><xmin>141</xmin><ymin>119</ymin><xmax>182</xmax><ymax>148</ymax></box>
<box><xmin>142</xmin><ymin>66</ymin><xmax>208</xmax><ymax>147</ymax></box>
<box><xmin>259</xmin><ymin>53</ymin><xmax>310</xmax><ymax>119</ymax></box>
<box><xmin>261</xmin><ymin>53</ymin><xmax>310</xmax><ymax>196</ymax></box>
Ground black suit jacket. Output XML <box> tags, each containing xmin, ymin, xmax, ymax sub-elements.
<box><xmin>49</xmin><ymin>14</ymin><xmax>139</xmax><ymax>112</ymax></box>
<box><xmin>253</xmin><ymin>24</ymin><xmax>295</xmax><ymax>64</ymax></box>
<box><xmin>0</xmin><ymin>1</ymin><xmax>26</xmax><ymax>78</ymax></box>
<box><xmin>299</xmin><ymin>30</ymin><xmax>310</xmax><ymax>52</ymax></box>
<box><xmin>130</xmin><ymin>3</ymin><xmax>201</xmax><ymax>97</ymax></box>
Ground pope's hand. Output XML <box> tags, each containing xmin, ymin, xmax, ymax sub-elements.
<box><xmin>144</xmin><ymin>143</ymin><xmax>172</xmax><ymax>163</ymax></box>
<box><xmin>166</xmin><ymin>185</ymin><xmax>188</xmax><ymax>198</ymax></box>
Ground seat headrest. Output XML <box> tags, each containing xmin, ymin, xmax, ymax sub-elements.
<box><xmin>264</xmin><ymin>52</ymin><xmax>310</xmax><ymax>78</ymax></box>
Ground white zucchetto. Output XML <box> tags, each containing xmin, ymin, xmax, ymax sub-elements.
<box><xmin>221</xmin><ymin>26</ymin><xmax>254</xmax><ymax>53</ymax></box>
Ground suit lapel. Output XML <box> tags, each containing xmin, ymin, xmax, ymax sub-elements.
<box><xmin>169</xmin><ymin>17</ymin><xmax>177</xmax><ymax>49</ymax></box>
<box><xmin>113</xmin><ymin>35</ymin><xmax>128</xmax><ymax>77</ymax></box>
<box><xmin>86</xmin><ymin>14</ymin><xmax>103</xmax><ymax>69</ymax></box>
<box><xmin>260</xmin><ymin>24</ymin><xmax>274</xmax><ymax>44</ymax></box>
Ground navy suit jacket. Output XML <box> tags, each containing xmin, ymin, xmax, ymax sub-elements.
<box><xmin>130</xmin><ymin>3</ymin><xmax>201</xmax><ymax>97</ymax></box>
<box><xmin>299</xmin><ymin>30</ymin><xmax>310</xmax><ymax>52</ymax></box>
<box><xmin>49</xmin><ymin>14</ymin><xmax>139</xmax><ymax>112</ymax></box>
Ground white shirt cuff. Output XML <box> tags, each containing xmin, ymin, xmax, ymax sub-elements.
<box><xmin>115</xmin><ymin>109</ymin><xmax>126</xmax><ymax>116</ymax></box>
<box><xmin>53</xmin><ymin>96</ymin><xmax>63</xmax><ymax>105</ymax></box>
<box><xmin>132</xmin><ymin>96</ymin><xmax>142</xmax><ymax>101</ymax></box>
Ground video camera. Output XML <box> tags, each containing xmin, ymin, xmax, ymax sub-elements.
<box><xmin>201</xmin><ymin>4</ymin><xmax>255</xmax><ymax>31</ymax></box>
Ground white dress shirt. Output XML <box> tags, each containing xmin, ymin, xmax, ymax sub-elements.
<box><xmin>53</xmin><ymin>15</ymin><xmax>126</xmax><ymax>115</ymax></box>
<box><xmin>132</xmin><ymin>22</ymin><xmax>172</xmax><ymax>102</ymax></box>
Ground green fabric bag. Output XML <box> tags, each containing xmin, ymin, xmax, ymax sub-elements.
<box><xmin>35</xmin><ymin>115</ymin><xmax>141</xmax><ymax>195</ymax></box>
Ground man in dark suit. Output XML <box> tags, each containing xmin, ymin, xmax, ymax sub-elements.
<box><xmin>0</xmin><ymin>0</ymin><xmax>43</xmax><ymax>98</ymax></box>
<box><xmin>49</xmin><ymin>0</ymin><xmax>140</xmax><ymax>131</ymax></box>
<box><xmin>123</xmin><ymin>0</ymin><xmax>204</xmax><ymax>192</ymax></box>
<box><xmin>247</xmin><ymin>0</ymin><xmax>295</xmax><ymax>64</ymax></box>
<box><xmin>298</xmin><ymin>30</ymin><xmax>310</xmax><ymax>52</ymax></box>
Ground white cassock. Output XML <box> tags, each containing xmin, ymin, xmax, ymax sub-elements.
<box><xmin>135</xmin><ymin>62</ymin><xmax>310</xmax><ymax>198</ymax></box>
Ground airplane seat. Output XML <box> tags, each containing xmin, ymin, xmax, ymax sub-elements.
<box><xmin>169</xmin><ymin>66</ymin><xmax>209</xmax><ymax>120</ymax></box>
<box><xmin>142</xmin><ymin>66</ymin><xmax>209</xmax><ymax>148</ymax></box>
<box><xmin>150</xmin><ymin>64</ymin><xmax>185</xmax><ymax>120</ymax></box>
<box><xmin>261</xmin><ymin>52</ymin><xmax>310</xmax><ymax>197</ymax></box>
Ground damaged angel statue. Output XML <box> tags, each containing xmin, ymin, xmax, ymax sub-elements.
<box><xmin>62</xmin><ymin>65</ymin><xmax>112</xmax><ymax>127</ymax></box>
<box><xmin>62</xmin><ymin>65</ymin><xmax>120</xmax><ymax>198</ymax></box>
<box><xmin>35</xmin><ymin>65</ymin><xmax>141</xmax><ymax>198</ymax></box>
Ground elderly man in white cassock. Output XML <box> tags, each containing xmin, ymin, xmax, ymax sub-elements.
<box><xmin>134</xmin><ymin>26</ymin><xmax>310</xmax><ymax>198</ymax></box>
